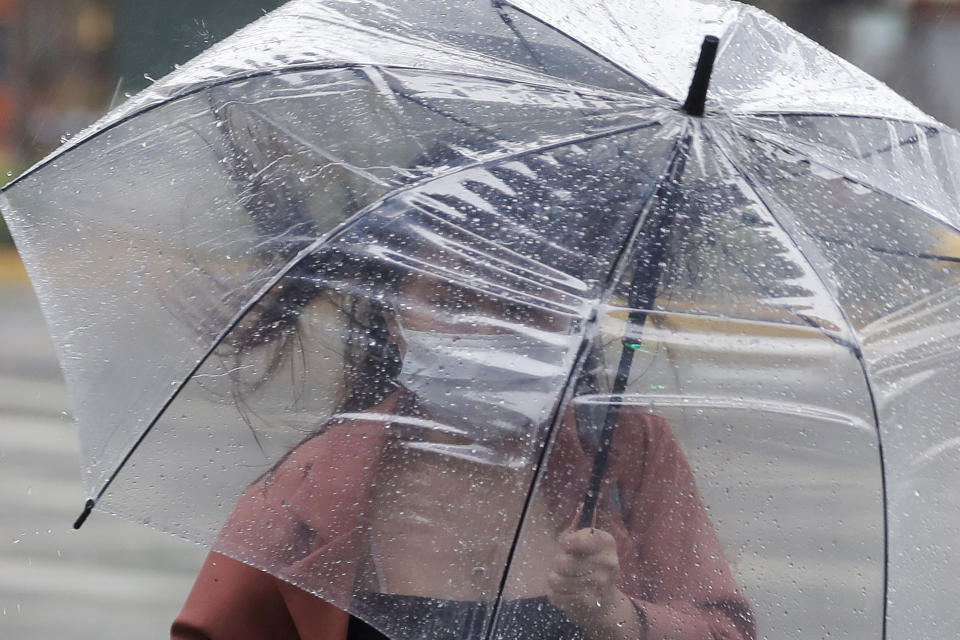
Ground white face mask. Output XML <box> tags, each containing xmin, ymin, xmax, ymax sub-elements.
<box><xmin>395</xmin><ymin>323</ymin><xmax>574</xmax><ymax>466</ymax></box>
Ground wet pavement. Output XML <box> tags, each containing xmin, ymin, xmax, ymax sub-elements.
<box><xmin>0</xmin><ymin>255</ymin><xmax>206</xmax><ymax>640</ymax></box>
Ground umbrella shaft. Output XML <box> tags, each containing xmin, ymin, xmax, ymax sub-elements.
<box><xmin>578</xmin><ymin>342</ymin><xmax>634</xmax><ymax>529</ymax></box>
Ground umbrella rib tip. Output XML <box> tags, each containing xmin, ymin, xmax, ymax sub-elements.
<box><xmin>73</xmin><ymin>499</ymin><xmax>95</xmax><ymax>530</ymax></box>
<box><xmin>682</xmin><ymin>35</ymin><xmax>720</xmax><ymax>117</ymax></box>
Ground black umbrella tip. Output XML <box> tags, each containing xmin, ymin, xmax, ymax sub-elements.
<box><xmin>73</xmin><ymin>498</ymin><xmax>95</xmax><ymax>530</ymax></box>
<box><xmin>682</xmin><ymin>35</ymin><xmax>720</xmax><ymax>117</ymax></box>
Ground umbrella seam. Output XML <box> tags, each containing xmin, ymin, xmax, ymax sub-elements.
<box><xmin>500</xmin><ymin>0</ymin><xmax>747</xmax><ymax>105</ymax></box>
<box><xmin>490</xmin><ymin>0</ymin><xmax>669</xmax><ymax>100</ymax></box>
<box><xmin>713</xmin><ymin>5</ymin><xmax>747</xmax><ymax>63</ymax></box>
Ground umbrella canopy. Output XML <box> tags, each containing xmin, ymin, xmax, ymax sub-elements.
<box><xmin>4</xmin><ymin>1</ymin><xmax>960</xmax><ymax>638</ymax></box>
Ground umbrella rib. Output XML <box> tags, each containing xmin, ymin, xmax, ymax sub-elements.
<box><xmin>386</xmin><ymin>86</ymin><xmax>657</xmax><ymax>167</ymax></box>
<box><xmin>4</xmin><ymin>63</ymin><xmax>650</xmax><ymax>194</ymax></box>
<box><xmin>359</xmin><ymin>65</ymin><xmax>626</xmax><ymax>152</ymax></box>
<box><xmin>708</xmin><ymin>126</ymin><xmax>890</xmax><ymax>640</ymax></box>
<box><xmin>297</xmin><ymin>8</ymin><xmax>612</xmax><ymax>91</ymax></box>
<box><xmin>741</xmin><ymin>114</ymin><xmax>945</xmax><ymax>166</ymax></box>
<box><xmin>712</xmin><ymin>240</ymin><xmax>857</xmax><ymax>349</ymax></box>
<box><xmin>207</xmin><ymin>85</ymin><xmax>585</xmax><ymax>239</ymax></box>
<box><xmin>492</xmin><ymin>1</ymin><xmax>553</xmax><ymax>73</ymax></box>
<box><xmin>81</xmin><ymin>115</ymin><xmax>667</xmax><ymax>516</ymax></box>
<box><xmin>491</xmin><ymin>0</ymin><xmax>667</xmax><ymax>99</ymax></box>
<box><xmin>483</xmin><ymin>126</ymin><xmax>693</xmax><ymax>640</ymax></box>
<box><xmin>809</xmin><ymin>233</ymin><xmax>960</xmax><ymax>264</ymax></box>
<box><xmin>384</xmin><ymin>76</ymin><xmax>531</xmax><ymax>146</ymax></box>
<box><xmin>352</xmin><ymin>70</ymin><xmax>658</xmax><ymax>158</ymax></box>
<box><xmin>736</xmin><ymin>122</ymin><xmax>960</xmax><ymax>238</ymax></box>
<box><xmin>739</xmin><ymin>109</ymin><xmax>940</xmax><ymax>130</ymax></box>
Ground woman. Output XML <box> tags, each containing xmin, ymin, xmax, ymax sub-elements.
<box><xmin>170</xmin><ymin>246</ymin><xmax>755</xmax><ymax>640</ymax></box>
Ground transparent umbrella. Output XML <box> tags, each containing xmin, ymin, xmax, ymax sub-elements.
<box><xmin>3</xmin><ymin>1</ymin><xmax>960</xmax><ymax>639</ymax></box>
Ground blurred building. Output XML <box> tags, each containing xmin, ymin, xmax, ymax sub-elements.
<box><xmin>3</xmin><ymin>0</ymin><xmax>960</xmax><ymax>163</ymax></box>
<box><xmin>896</xmin><ymin>0</ymin><xmax>960</xmax><ymax>127</ymax></box>
<box><xmin>0</xmin><ymin>0</ymin><xmax>113</xmax><ymax>243</ymax></box>
<box><xmin>754</xmin><ymin>0</ymin><xmax>960</xmax><ymax>128</ymax></box>
<box><xmin>1</xmin><ymin>0</ymin><xmax>113</xmax><ymax>171</ymax></box>
<box><xmin>0</xmin><ymin>1</ymin><xmax>292</xmax><ymax>174</ymax></box>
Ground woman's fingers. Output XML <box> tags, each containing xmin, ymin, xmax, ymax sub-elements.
<box><xmin>547</xmin><ymin>572</ymin><xmax>585</xmax><ymax>595</ymax></box>
<box><xmin>558</xmin><ymin>528</ymin><xmax>617</xmax><ymax>556</ymax></box>
<box><xmin>552</xmin><ymin>555</ymin><xmax>591</xmax><ymax>578</ymax></box>
<box><xmin>548</xmin><ymin>529</ymin><xmax>628</xmax><ymax>632</ymax></box>
<box><xmin>552</xmin><ymin>551</ymin><xmax>617</xmax><ymax>578</ymax></box>
<box><xmin>548</xmin><ymin>528</ymin><xmax>621</xmax><ymax>600</ymax></box>
<box><xmin>553</xmin><ymin>529</ymin><xmax>619</xmax><ymax>578</ymax></box>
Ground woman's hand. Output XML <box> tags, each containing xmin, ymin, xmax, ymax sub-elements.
<box><xmin>547</xmin><ymin>528</ymin><xmax>645</xmax><ymax>639</ymax></box>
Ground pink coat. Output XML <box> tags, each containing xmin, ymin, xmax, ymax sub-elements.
<box><xmin>173</xmin><ymin>392</ymin><xmax>755</xmax><ymax>640</ymax></box>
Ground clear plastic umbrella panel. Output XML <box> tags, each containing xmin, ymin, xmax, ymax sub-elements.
<box><xmin>4</xmin><ymin>1</ymin><xmax>960</xmax><ymax>638</ymax></box>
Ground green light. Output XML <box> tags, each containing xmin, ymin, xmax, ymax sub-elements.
<box><xmin>624</xmin><ymin>340</ymin><xmax>653</xmax><ymax>354</ymax></box>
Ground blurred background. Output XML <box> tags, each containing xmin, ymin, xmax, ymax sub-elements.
<box><xmin>1</xmin><ymin>0</ymin><xmax>959</xmax><ymax>638</ymax></box>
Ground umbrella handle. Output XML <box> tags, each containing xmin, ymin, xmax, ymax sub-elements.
<box><xmin>577</xmin><ymin>351</ymin><xmax>630</xmax><ymax>530</ymax></box>
<box><xmin>575</xmin><ymin>36</ymin><xmax>717</xmax><ymax>530</ymax></box>
<box><xmin>682</xmin><ymin>35</ymin><xmax>720</xmax><ymax>117</ymax></box>
<box><xmin>573</xmin><ymin>494</ymin><xmax>600</xmax><ymax>531</ymax></box>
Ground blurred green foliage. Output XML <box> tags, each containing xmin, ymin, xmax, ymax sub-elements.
<box><xmin>115</xmin><ymin>1</ymin><xmax>287</xmax><ymax>95</ymax></box>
